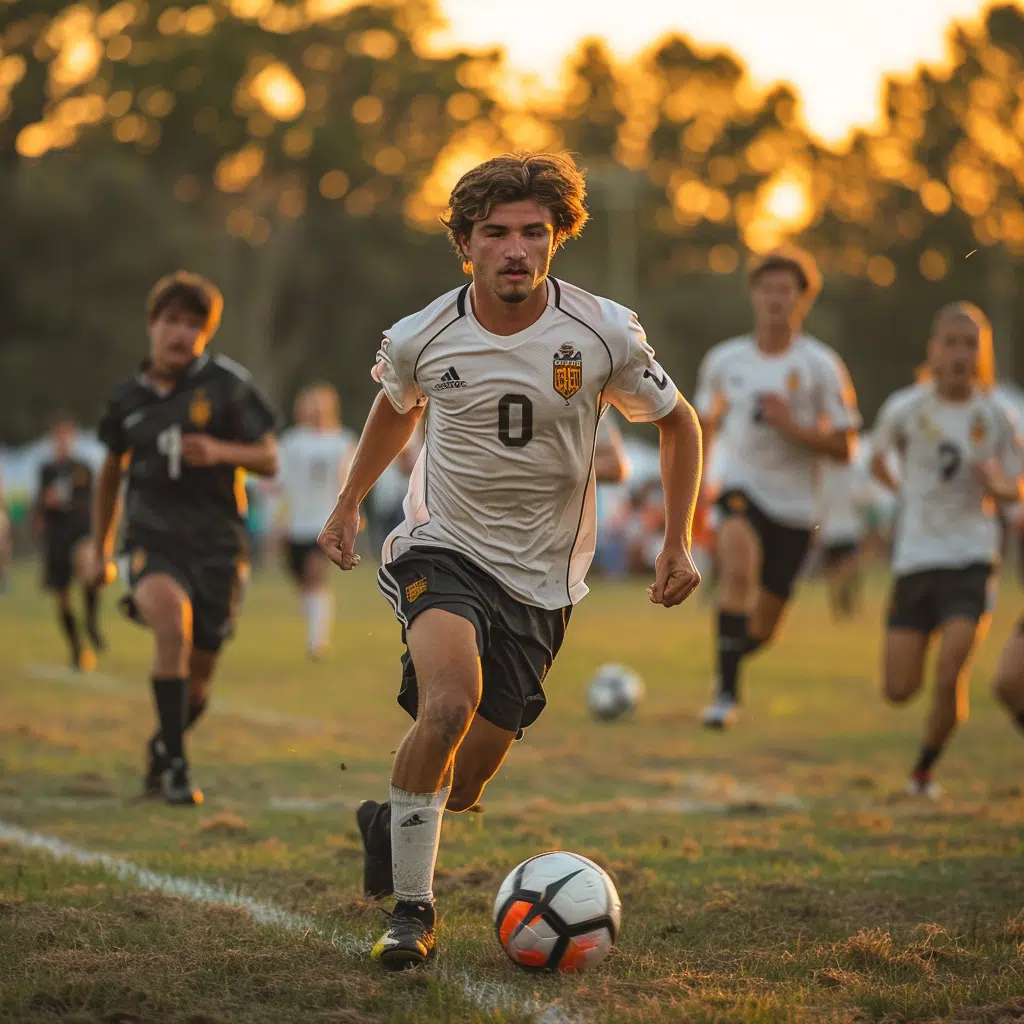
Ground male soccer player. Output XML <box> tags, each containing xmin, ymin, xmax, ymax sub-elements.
<box><xmin>318</xmin><ymin>152</ymin><xmax>702</xmax><ymax>968</ymax></box>
<box><xmin>818</xmin><ymin>442</ymin><xmax>874</xmax><ymax>620</ymax></box>
<box><xmin>88</xmin><ymin>272</ymin><xmax>280</xmax><ymax>805</ymax></box>
<box><xmin>277</xmin><ymin>384</ymin><xmax>355</xmax><ymax>658</ymax></box>
<box><xmin>871</xmin><ymin>302</ymin><xmax>1022</xmax><ymax>797</ymax></box>
<box><xmin>694</xmin><ymin>247</ymin><xmax>861</xmax><ymax>728</ymax></box>
<box><xmin>0</xmin><ymin>461</ymin><xmax>12</xmax><ymax>594</ymax></box>
<box><xmin>34</xmin><ymin>417</ymin><xmax>103</xmax><ymax>667</ymax></box>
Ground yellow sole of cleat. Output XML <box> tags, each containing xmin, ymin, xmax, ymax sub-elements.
<box><xmin>371</xmin><ymin>939</ymin><xmax>429</xmax><ymax>969</ymax></box>
<box><xmin>78</xmin><ymin>650</ymin><xmax>97</xmax><ymax>673</ymax></box>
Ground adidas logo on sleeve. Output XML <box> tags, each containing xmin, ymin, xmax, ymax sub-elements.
<box><xmin>433</xmin><ymin>367</ymin><xmax>467</xmax><ymax>391</ymax></box>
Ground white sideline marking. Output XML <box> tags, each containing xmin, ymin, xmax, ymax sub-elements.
<box><xmin>19</xmin><ymin>663</ymin><xmax>324</xmax><ymax>732</ymax></box>
<box><xmin>0</xmin><ymin>820</ymin><xmax>573</xmax><ymax>1022</ymax></box>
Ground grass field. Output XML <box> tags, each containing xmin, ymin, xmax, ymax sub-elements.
<box><xmin>2</xmin><ymin>560</ymin><xmax>1024</xmax><ymax>1024</ymax></box>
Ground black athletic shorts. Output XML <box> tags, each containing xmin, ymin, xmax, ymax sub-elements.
<box><xmin>121</xmin><ymin>545</ymin><xmax>248</xmax><ymax>653</ymax></box>
<box><xmin>285</xmin><ymin>539</ymin><xmax>321</xmax><ymax>583</ymax></box>
<box><xmin>822</xmin><ymin>538</ymin><xmax>860</xmax><ymax>569</ymax></box>
<box><xmin>377</xmin><ymin>546</ymin><xmax>571</xmax><ymax>740</ymax></box>
<box><xmin>42</xmin><ymin>527</ymin><xmax>89</xmax><ymax>590</ymax></box>
<box><xmin>886</xmin><ymin>563</ymin><xmax>995</xmax><ymax>634</ymax></box>
<box><xmin>715</xmin><ymin>489</ymin><xmax>813</xmax><ymax>600</ymax></box>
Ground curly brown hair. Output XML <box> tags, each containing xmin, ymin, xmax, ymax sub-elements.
<box><xmin>147</xmin><ymin>270</ymin><xmax>224</xmax><ymax>341</ymax></box>
<box><xmin>441</xmin><ymin>152</ymin><xmax>589</xmax><ymax>265</ymax></box>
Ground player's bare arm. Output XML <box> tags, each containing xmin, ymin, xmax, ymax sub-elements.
<box><xmin>974</xmin><ymin>458</ymin><xmax>1023</xmax><ymax>503</ymax></box>
<box><xmin>649</xmin><ymin>394</ymin><xmax>702</xmax><ymax>608</ymax></box>
<box><xmin>86</xmin><ymin>451</ymin><xmax>125</xmax><ymax>585</ymax></box>
<box><xmin>318</xmin><ymin>393</ymin><xmax>423</xmax><ymax>570</ymax></box>
<box><xmin>181</xmin><ymin>431</ymin><xmax>279</xmax><ymax>476</ymax></box>
<box><xmin>870</xmin><ymin>448</ymin><xmax>900</xmax><ymax>492</ymax></box>
<box><xmin>759</xmin><ymin>394</ymin><xmax>854</xmax><ymax>461</ymax></box>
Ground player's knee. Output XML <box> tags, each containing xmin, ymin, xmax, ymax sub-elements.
<box><xmin>419</xmin><ymin>696</ymin><xmax>476</xmax><ymax>751</ymax></box>
<box><xmin>446</xmin><ymin>781</ymin><xmax>485</xmax><ymax>813</ymax></box>
<box><xmin>153</xmin><ymin>606</ymin><xmax>192</xmax><ymax>656</ymax></box>
<box><xmin>882</xmin><ymin>677</ymin><xmax>914</xmax><ymax>705</ymax></box>
<box><xmin>992</xmin><ymin>671</ymin><xmax>1016</xmax><ymax>708</ymax></box>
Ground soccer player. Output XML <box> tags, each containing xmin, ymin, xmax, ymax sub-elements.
<box><xmin>0</xmin><ymin>462</ymin><xmax>11</xmax><ymax>594</ymax></box>
<box><xmin>87</xmin><ymin>272</ymin><xmax>280</xmax><ymax>805</ymax></box>
<box><xmin>695</xmin><ymin>247</ymin><xmax>861</xmax><ymax>728</ymax></box>
<box><xmin>33</xmin><ymin>417</ymin><xmax>104</xmax><ymax>667</ymax></box>
<box><xmin>318</xmin><ymin>152</ymin><xmax>702</xmax><ymax>968</ymax></box>
<box><xmin>277</xmin><ymin>384</ymin><xmax>355</xmax><ymax>658</ymax></box>
<box><xmin>871</xmin><ymin>302</ymin><xmax>1022</xmax><ymax>797</ymax></box>
<box><xmin>818</xmin><ymin>442</ymin><xmax>874</xmax><ymax>620</ymax></box>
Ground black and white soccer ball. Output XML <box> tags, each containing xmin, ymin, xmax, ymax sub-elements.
<box><xmin>494</xmin><ymin>851</ymin><xmax>621</xmax><ymax>972</ymax></box>
<box><xmin>586</xmin><ymin>663</ymin><xmax>645</xmax><ymax>721</ymax></box>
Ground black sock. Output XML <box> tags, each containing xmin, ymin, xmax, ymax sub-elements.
<box><xmin>60</xmin><ymin>609</ymin><xmax>81</xmax><ymax>656</ymax></box>
<box><xmin>83</xmin><ymin>585</ymin><xmax>99</xmax><ymax>631</ymax></box>
<box><xmin>185</xmin><ymin>697</ymin><xmax>208</xmax><ymax>731</ymax></box>
<box><xmin>151</xmin><ymin>677</ymin><xmax>188</xmax><ymax>763</ymax></box>
<box><xmin>716</xmin><ymin>611</ymin><xmax>748</xmax><ymax>701</ymax></box>
<box><xmin>913</xmin><ymin>746</ymin><xmax>941</xmax><ymax>776</ymax></box>
<box><xmin>1015</xmin><ymin>711</ymin><xmax>1024</xmax><ymax>732</ymax></box>
<box><xmin>746</xmin><ymin>634</ymin><xmax>766</xmax><ymax>656</ymax></box>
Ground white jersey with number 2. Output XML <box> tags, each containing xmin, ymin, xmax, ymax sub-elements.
<box><xmin>372</xmin><ymin>278</ymin><xmax>680</xmax><ymax>609</ymax></box>
<box><xmin>694</xmin><ymin>334</ymin><xmax>861</xmax><ymax>528</ymax></box>
<box><xmin>872</xmin><ymin>381</ymin><xmax>1021</xmax><ymax>576</ymax></box>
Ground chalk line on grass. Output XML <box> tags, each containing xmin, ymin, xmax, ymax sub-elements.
<box><xmin>0</xmin><ymin>819</ymin><xmax>572</xmax><ymax>1022</ymax></box>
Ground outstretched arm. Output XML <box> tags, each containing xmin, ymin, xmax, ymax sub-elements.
<box><xmin>649</xmin><ymin>394</ymin><xmax>703</xmax><ymax>608</ymax></box>
<box><xmin>318</xmin><ymin>393</ymin><xmax>423</xmax><ymax>570</ymax></box>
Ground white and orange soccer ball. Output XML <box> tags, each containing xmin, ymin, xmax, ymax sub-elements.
<box><xmin>493</xmin><ymin>852</ymin><xmax>621</xmax><ymax>972</ymax></box>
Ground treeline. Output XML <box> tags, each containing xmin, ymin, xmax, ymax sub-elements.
<box><xmin>0</xmin><ymin>0</ymin><xmax>1021</xmax><ymax>441</ymax></box>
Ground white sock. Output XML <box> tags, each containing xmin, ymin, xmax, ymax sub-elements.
<box><xmin>390</xmin><ymin>784</ymin><xmax>450</xmax><ymax>905</ymax></box>
<box><xmin>310</xmin><ymin>590</ymin><xmax>333</xmax><ymax>651</ymax></box>
<box><xmin>301</xmin><ymin>592</ymin><xmax>314</xmax><ymax>649</ymax></box>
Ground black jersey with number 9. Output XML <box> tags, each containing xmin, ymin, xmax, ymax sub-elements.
<box><xmin>97</xmin><ymin>352</ymin><xmax>280</xmax><ymax>558</ymax></box>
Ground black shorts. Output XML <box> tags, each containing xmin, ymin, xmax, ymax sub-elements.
<box><xmin>715</xmin><ymin>490</ymin><xmax>813</xmax><ymax>600</ymax></box>
<box><xmin>823</xmin><ymin>539</ymin><xmax>860</xmax><ymax>569</ymax></box>
<box><xmin>377</xmin><ymin>547</ymin><xmax>571</xmax><ymax>740</ymax></box>
<box><xmin>285</xmin><ymin>539</ymin><xmax>322</xmax><ymax>583</ymax></box>
<box><xmin>122</xmin><ymin>545</ymin><xmax>247</xmax><ymax>653</ymax></box>
<box><xmin>886</xmin><ymin>563</ymin><xmax>995</xmax><ymax>634</ymax></box>
<box><xmin>42</xmin><ymin>529</ymin><xmax>89</xmax><ymax>590</ymax></box>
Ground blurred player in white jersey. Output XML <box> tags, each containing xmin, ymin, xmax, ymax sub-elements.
<box><xmin>871</xmin><ymin>303</ymin><xmax>1022</xmax><ymax>797</ymax></box>
<box><xmin>318</xmin><ymin>152</ymin><xmax>702</xmax><ymax>968</ymax></box>
<box><xmin>694</xmin><ymin>247</ymin><xmax>861</xmax><ymax>727</ymax></box>
<box><xmin>818</xmin><ymin>441</ymin><xmax>875</xmax><ymax>620</ymax></box>
<box><xmin>277</xmin><ymin>384</ymin><xmax>354</xmax><ymax>658</ymax></box>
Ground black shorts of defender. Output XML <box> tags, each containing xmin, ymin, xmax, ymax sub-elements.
<box><xmin>887</xmin><ymin>563</ymin><xmax>995</xmax><ymax>634</ymax></box>
<box><xmin>377</xmin><ymin>547</ymin><xmax>571</xmax><ymax>741</ymax></box>
<box><xmin>822</xmin><ymin>538</ymin><xmax>860</xmax><ymax>570</ymax></box>
<box><xmin>122</xmin><ymin>546</ymin><xmax>247</xmax><ymax>653</ymax></box>
<box><xmin>715</xmin><ymin>490</ymin><xmax>813</xmax><ymax>601</ymax></box>
<box><xmin>42</xmin><ymin>528</ymin><xmax>89</xmax><ymax>590</ymax></box>
<box><xmin>285</xmin><ymin>539</ymin><xmax>321</xmax><ymax>583</ymax></box>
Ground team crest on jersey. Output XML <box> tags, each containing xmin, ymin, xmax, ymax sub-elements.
<box><xmin>189</xmin><ymin>389</ymin><xmax>212</xmax><ymax>428</ymax></box>
<box><xmin>72</xmin><ymin>466</ymin><xmax>90</xmax><ymax>487</ymax></box>
<box><xmin>785</xmin><ymin>369</ymin><xmax>801</xmax><ymax>394</ymax></box>
<box><xmin>405</xmin><ymin>577</ymin><xmax>428</xmax><ymax>603</ymax></box>
<box><xmin>553</xmin><ymin>343</ymin><xmax>583</xmax><ymax>403</ymax></box>
<box><xmin>726</xmin><ymin>493</ymin><xmax>748</xmax><ymax>514</ymax></box>
<box><xmin>970</xmin><ymin>413</ymin><xmax>988</xmax><ymax>446</ymax></box>
<box><xmin>131</xmin><ymin>548</ymin><xmax>147</xmax><ymax>575</ymax></box>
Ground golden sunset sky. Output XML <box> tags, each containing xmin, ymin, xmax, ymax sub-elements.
<box><xmin>430</xmin><ymin>0</ymin><xmax>1018</xmax><ymax>145</ymax></box>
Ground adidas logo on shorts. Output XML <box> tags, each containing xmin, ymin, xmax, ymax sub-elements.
<box><xmin>434</xmin><ymin>367</ymin><xmax>467</xmax><ymax>390</ymax></box>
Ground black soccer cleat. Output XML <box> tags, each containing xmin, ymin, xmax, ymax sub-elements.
<box><xmin>165</xmin><ymin>758</ymin><xmax>204</xmax><ymax>806</ymax></box>
<box><xmin>370</xmin><ymin>900</ymin><xmax>436</xmax><ymax>969</ymax></box>
<box><xmin>143</xmin><ymin>735</ymin><xmax>168</xmax><ymax>798</ymax></box>
<box><xmin>356</xmin><ymin>799</ymin><xmax>393</xmax><ymax>899</ymax></box>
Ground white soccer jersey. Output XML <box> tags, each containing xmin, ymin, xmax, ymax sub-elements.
<box><xmin>694</xmin><ymin>334</ymin><xmax>861</xmax><ymax>528</ymax></box>
<box><xmin>277</xmin><ymin>426</ymin><xmax>356</xmax><ymax>541</ymax></box>
<box><xmin>818</xmin><ymin>443</ymin><xmax>873</xmax><ymax>544</ymax></box>
<box><xmin>373</xmin><ymin>278</ymin><xmax>679</xmax><ymax>609</ymax></box>
<box><xmin>872</xmin><ymin>382</ymin><xmax>1022</xmax><ymax>575</ymax></box>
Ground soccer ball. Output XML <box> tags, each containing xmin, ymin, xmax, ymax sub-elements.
<box><xmin>587</xmin><ymin>663</ymin><xmax>645</xmax><ymax>721</ymax></box>
<box><xmin>493</xmin><ymin>851</ymin><xmax>621</xmax><ymax>972</ymax></box>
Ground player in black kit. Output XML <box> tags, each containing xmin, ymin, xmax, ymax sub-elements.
<box><xmin>34</xmin><ymin>417</ymin><xmax>104</xmax><ymax>669</ymax></box>
<box><xmin>87</xmin><ymin>272</ymin><xmax>280</xmax><ymax>805</ymax></box>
